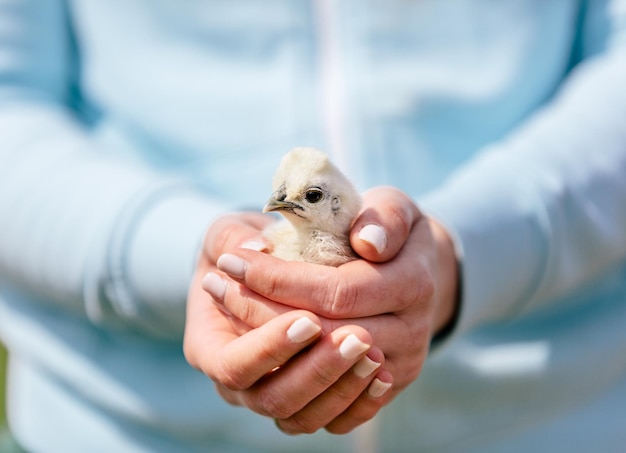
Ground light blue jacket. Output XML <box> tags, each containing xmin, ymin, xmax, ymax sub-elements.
<box><xmin>1</xmin><ymin>1</ymin><xmax>625</xmax><ymax>452</ymax></box>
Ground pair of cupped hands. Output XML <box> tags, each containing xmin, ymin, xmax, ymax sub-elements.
<box><xmin>184</xmin><ymin>187</ymin><xmax>458</xmax><ymax>435</ymax></box>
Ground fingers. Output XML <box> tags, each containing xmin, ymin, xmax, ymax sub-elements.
<box><xmin>236</xmin><ymin>326</ymin><xmax>381</xmax><ymax>421</ymax></box>
<box><xmin>204</xmin><ymin>269</ymin><xmax>430</xmax><ymax>393</ymax></box>
<box><xmin>203</xmin><ymin>212</ymin><xmax>275</xmax><ymax>262</ymax></box>
<box><xmin>209</xmin><ymin>244</ymin><xmax>429</xmax><ymax>319</ymax></box>
<box><xmin>275</xmin><ymin>347</ymin><xmax>392</xmax><ymax>435</ymax></box>
<box><xmin>323</xmin><ymin>368</ymin><xmax>394</xmax><ymax>435</ymax></box>
<box><xmin>209</xmin><ymin>327</ymin><xmax>393</xmax><ymax>435</ymax></box>
<box><xmin>186</xmin><ymin>263</ymin><xmax>324</xmax><ymax>389</ymax></box>
<box><xmin>188</xmin><ymin>211</ymin><xmax>404</xmax><ymax>435</ymax></box>
<box><xmin>204</xmin><ymin>267</ymin><xmax>428</xmax><ymax>353</ymax></box>
<box><xmin>189</xmin><ymin>264</ymin><xmax>391</xmax><ymax>426</ymax></box>
<box><xmin>351</xmin><ymin>186</ymin><xmax>422</xmax><ymax>263</ymax></box>
<box><xmin>187</xmin><ymin>307</ymin><xmax>323</xmax><ymax>390</ymax></box>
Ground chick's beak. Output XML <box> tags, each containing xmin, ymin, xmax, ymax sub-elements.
<box><xmin>263</xmin><ymin>197</ymin><xmax>302</xmax><ymax>213</ymax></box>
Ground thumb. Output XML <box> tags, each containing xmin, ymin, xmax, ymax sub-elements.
<box><xmin>350</xmin><ymin>186</ymin><xmax>421</xmax><ymax>263</ymax></box>
<box><xmin>204</xmin><ymin>212</ymin><xmax>274</xmax><ymax>263</ymax></box>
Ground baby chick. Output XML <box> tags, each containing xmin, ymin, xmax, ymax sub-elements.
<box><xmin>262</xmin><ymin>147</ymin><xmax>362</xmax><ymax>266</ymax></box>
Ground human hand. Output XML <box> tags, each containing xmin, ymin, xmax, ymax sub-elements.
<box><xmin>191</xmin><ymin>187</ymin><xmax>459</xmax><ymax>433</ymax></box>
<box><xmin>184</xmin><ymin>212</ymin><xmax>390</xmax><ymax>435</ymax></box>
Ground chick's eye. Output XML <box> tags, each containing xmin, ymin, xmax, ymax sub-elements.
<box><xmin>305</xmin><ymin>188</ymin><xmax>323</xmax><ymax>203</ymax></box>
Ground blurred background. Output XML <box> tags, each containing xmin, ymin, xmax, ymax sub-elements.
<box><xmin>1</xmin><ymin>343</ymin><xmax>6</xmax><ymax>426</ymax></box>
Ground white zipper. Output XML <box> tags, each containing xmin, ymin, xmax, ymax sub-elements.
<box><xmin>313</xmin><ymin>0</ymin><xmax>350</xmax><ymax>175</ymax></box>
<box><xmin>313</xmin><ymin>5</ymin><xmax>378</xmax><ymax>451</ymax></box>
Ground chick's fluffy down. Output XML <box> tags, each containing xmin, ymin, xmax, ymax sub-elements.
<box><xmin>262</xmin><ymin>147</ymin><xmax>362</xmax><ymax>267</ymax></box>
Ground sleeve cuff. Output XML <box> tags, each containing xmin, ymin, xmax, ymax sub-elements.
<box><xmin>89</xmin><ymin>183</ymin><xmax>227</xmax><ymax>338</ymax></box>
<box><xmin>419</xmin><ymin>155</ymin><xmax>549</xmax><ymax>340</ymax></box>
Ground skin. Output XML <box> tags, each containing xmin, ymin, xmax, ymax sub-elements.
<box><xmin>184</xmin><ymin>186</ymin><xmax>459</xmax><ymax>435</ymax></box>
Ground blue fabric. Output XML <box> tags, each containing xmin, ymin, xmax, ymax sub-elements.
<box><xmin>0</xmin><ymin>1</ymin><xmax>625</xmax><ymax>451</ymax></box>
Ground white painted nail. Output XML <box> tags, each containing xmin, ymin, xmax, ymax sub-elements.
<box><xmin>202</xmin><ymin>273</ymin><xmax>226</xmax><ymax>300</ymax></box>
<box><xmin>241</xmin><ymin>240</ymin><xmax>268</xmax><ymax>252</ymax></box>
<box><xmin>287</xmin><ymin>317</ymin><xmax>321</xmax><ymax>343</ymax></box>
<box><xmin>353</xmin><ymin>356</ymin><xmax>381</xmax><ymax>378</ymax></box>
<box><xmin>339</xmin><ymin>334</ymin><xmax>370</xmax><ymax>361</ymax></box>
<box><xmin>358</xmin><ymin>224</ymin><xmax>387</xmax><ymax>254</ymax></box>
<box><xmin>217</xmin><ymin>254</ymin><xmax>247</xmax><ymax>278</ymax></box>
<box><xmin>368</xmin><ymin>378</ymin><xmax>392</xmax><ymax>398</ymax></box>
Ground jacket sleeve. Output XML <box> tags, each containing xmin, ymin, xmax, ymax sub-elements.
<box><xmin>421</xmin><ymin>0</ymin><xmax>626</xmax><ymax>337</ymax></box>
<box><xmin>0</xmin><ymin>0</ymin><xmax>224</xmax><ymax>339</ymax></box>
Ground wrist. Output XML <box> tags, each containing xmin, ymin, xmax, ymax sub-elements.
<box><xmin>428</xmin><ymin>217</ymin><xmax>460</xmax><ymax>339</ymax></box>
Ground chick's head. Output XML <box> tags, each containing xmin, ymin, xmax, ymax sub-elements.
<box><xmin>263</xmin><ymin>147</ymin><xmax>362</xmax><ymax>237</ymax></box>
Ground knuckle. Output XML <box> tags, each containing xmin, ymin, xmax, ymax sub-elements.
<box><xmin>207</xmin><ymin>216</ymin><xmax>242</xmax><ymax>257</ymax></box>
<box><xmin>410</xmin><ymin>320</ymin><xmax>431</xmax><ymax>346</ymax></box>
<box><xmin>352</xmin><ymin>405</ymin><xmax>381</xmax><ymax>425</ymax></box>
<box><xmin>325</xmin><ymin>406</ymin><xmax>379</xmax><ymax>435</ymax></box>
<box><xmin>255</xmin><ymin>341</ymin><xmax>288</xmax><ymax>370</ymax></box>
<box><xmin>182</xmin><ymin>340</ymin><xmax>198</xmax><ymax>370</ymax></box>
<box><xmin>326</xmin><ymin>280</ymin><xmax>359</xmax><ymax>318</ymax></box>
<box><xmin>325</xmin><ymin>417</ymin><xmax>365</xmax><ymax>435</ymax></box>
<box><xmin>386</xmin><ymin>196</ymin><xmax>415</xmax><ymax>238</ymax></box>
<box><xmin>325</xmin><ymin>424</ymin><xmax>350</xmax><ymax>435</ymax></box>
<box><xmin>262</xmin><ymin>266</ymin><xmax>283</xmax><ymax>296</ymax></box>
<box><xmin>393</xmin><ymin>326</ymin><xmax>429</xmax><ymax>380</ymax></box>
<box><xmin>254</xmin><ymin>388</ymin><xmax>297</xmax><ymax>419</ymax></box>
<box><xmin>399</xmin><ymin>261</ymin><xmax>435</xmax><ymax>309</ymax></box>
<box><xmin>214</xmin><ymin>383</ymin><xmax>242</xmax><ymax>407</ymax></box>
<box><xmin>233</xmin><ymin>288</ymin><xmax>256</xmax><ymax>323</ymax></box>
<box><xmin>183</xmin><ymin>345</ymin><xmax>250</xmax><ymax>391</ymax></box>
<box><xmin>213</xmin><ymin>355</ymin><xmax>249</xmax><ymax>391</ymax></box>
<box><xmin>309</xmin><ymin>354</ymin><xmax>340</xmax><ymax>389</ymax></box>
<box><xmin>403</xmin><ymin>357</ymin><xmax>426</xmax><ymax>384</ymax></box>
<box><xmin>326</xmin><ymin>384</ymin><xmax>361</xmax><ymax>409</ymax></box>
<box><xmin>278</xmin><ymin>416</ymin><xmax>321</xmax><ymax>435</ymax></box>
<box><xmin>417</xmin><ymin>265</ymin><xmax>435</xmax><ymax>302</ymax></box>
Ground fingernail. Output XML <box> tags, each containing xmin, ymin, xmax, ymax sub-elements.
<box><xmin>353</xmin><ymin>356</ymin><xmax>381</xmax><ymax>378</ymax></box>
<box><xmin>287</xmin><ymin>317</ymin><xmax>322</xmax><ymax>343</ymax></box>
<box><xmin>217</xmin><ymin>254</ymin><xmax>247</xmax><ymax>278</ymax></box>
<box><xmin>339</xmin><ymin>334</ymin><xmax>370</xmax><ymax>361</ymax></box>
<box><xmin>241</xmin><ymin>240</ymin><xmax>267</xmax><ymax>252</ymax></box>
<box><xmin>358</xmin><ymin>224</ymin><xmax>387</xmax><ymax>254</ymax></box>
<box><xmin>202</xmin><ymin>273</ymin><xmax>226</xmax><ymax>300</ymax></box>
<box><xmin>368</xmin><ymin>378</ymin><xmax>392</xmax><ymax>398</ymax></box>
